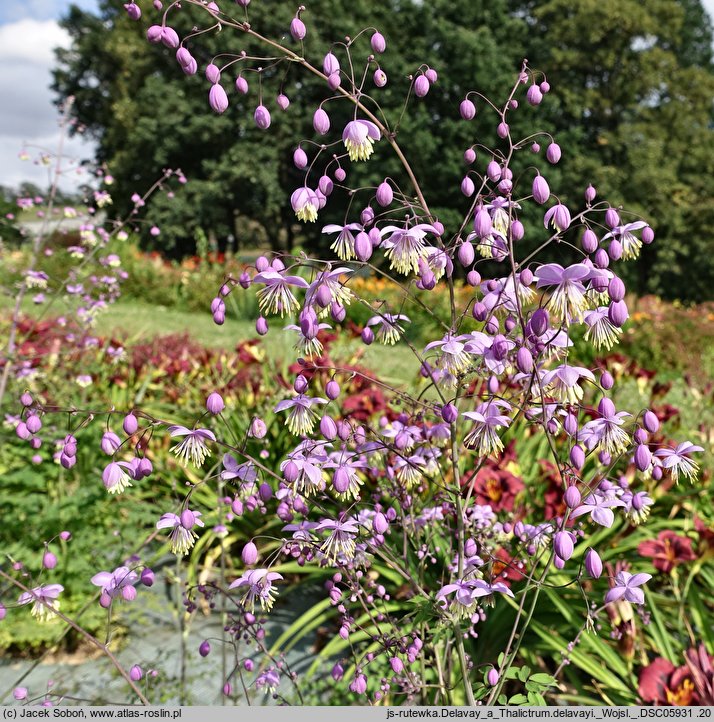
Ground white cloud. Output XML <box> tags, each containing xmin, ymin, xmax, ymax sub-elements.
<box><xmin>0</xmin><ymin>18</ymin><xmax>96</xmax><ymax>193</ymax></box>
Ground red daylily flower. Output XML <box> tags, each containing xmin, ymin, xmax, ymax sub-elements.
<box><xmin>638</xmin><ymin>531</ymin><xmax>697</xmax><ymax>574</ymax></box>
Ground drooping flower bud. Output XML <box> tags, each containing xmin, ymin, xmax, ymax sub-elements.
<box><xmin>130</xmin><ymin>665</ymin><xmax>143</xmax><ymax>682</ymax></box>
<box><xmin>564</xmin><ymin>485</ymin><xmax>581</xmax><ymax>509</ymax></box>
<box><xmin>487</xmin><ymin>668</ymin><xmax>500</xmax><ymax>687</ymax></box>
<box><xmin>276</xmin><ymin>93</ymin><xmax>290</xmax><ymax>110</ymax></box>
<box><xmin>526</xmin><ymin>84</ymin><xmax>543</xmax><ymax>105</ymax></box>
<box><xmin>643</xmin><ymin>410</ymin><xmax>659</xmax><ymax>433</ymax></box>
<box><xmin>199</xmin><ymin>640</ymin><xmax>211</xmax><ymax>657</ymax></box>
<box><xmin>532</xmin><ymin>175</ymin><xmax>550</xmax><ymax>204</ymax></box>
<box><xmin>373</xmin><ymin>69</ymin><xmax>387</xmax><ymax>87</ymax></box>
<box><xmin>123</xmin><ymin>413</ymin><xmax>138</xmax><ymax>435</ymax></box>
<box><xmin>323</xmin><ymin>52</ymin><xmax>340</xmax><ymax>75</ymax></box>
<box><xmin>373</xmin><ymin>512</ymin><xmax>389</xmax><ymax>535</ymax></box>
<box><xmin>461</xmin><ymin>176</ymin><xmax>475</xmax><ymax>197</ymax></box>
<box><xmin>460</xmin><ymin>98</ymin><xmax>476</xmax><ymax>120</ymax></box>
<box><xmin>474</xmin><ymin>207</ymin><xmax>492</xmax><ymax>237</ymax></box>
<box><xmin>554</xmin><ymin>531</ymin><xmax>574</xmax><ymax>561</ymax></box>
<box><xmin>570</xmin><ymin>444</ymin><xmax>585</xmax><ymax>470</ymax></box>
<box><xmin>354</xmin><ymin>231</ymin><xmax>372</xmax><ymax>262</ymax></box>
<box><xmin>371</xmin><ymin>31</ymin><xmax>386</xmax><ymax>53</ymax></box>
<box><xmin>205</xmin><ymin>63</ymin><xmax>221</xmax><ymax>84</ymax></box>
<box><xmin>642</xmin><ymin>226</ymin><xmax>655</xmax><ymax>244</ymax></box>
<box><xmin>441</xmin><ymin>403</ymin><xmax>458</xmax><ymax>424</ymax></box>
<box><xmin>294</xmin><ymin>374</ymin><xmax>308</xmax><ymax>393</ymax></box>
<box><xmin>608</xmin><ymin>239</ymin><xmax>622</xmax><ymax>261</ymax></box>
<box><xmin>235</xmin><ymin>75</ymin><xmax>249</xmax><ymax>94</ymax></box>
<box><xmin>256</xmin><ymin>316</ymin><xmax>268</xmax><ymax>335</ymax></box>
<box><xmin>42</xmin><ymin>551</ymin><xmax>57</xmax><ymax>569</ymax></box>
<box><xmin>146</xmin><ymin>25</ymin><xmax>162</xmax><ymax>43</ymax></box>
<box><xmin>241</xmin><ymin>541</ymin><xmax>258</xmax><ymax>565</ymax></box>
<box><xmin>414</xmin><ymin>74</ymin><xmax>430</xmax><ymax>97</ymax></box>
<box><xmin>124</xmin><ymin>3</ymin><xmax>141</xmax><ymax>20</ymax></box>
<box><xmin>425</xmin><ymin>67</ymin><xmax>438</xmax><ymax>83</ymax></box>
<box><xmin>530</xmin><ymin>308</ymin><xmax>549</xmax><ymax>336</ymax></box>
<box><xmin>208</xmin><ymin>84</ymin><xmax>229</xmax><ymax>114</ymax></box>
<box><xmin>290</xmin><ymin>17</ymin><xmax>306</xmax><ymax>41</ymax></box>
<box><xmin>206</xmin><ymin>392</ymin><xmax>225</xmax><ymax>415</ymax></box>
<box><xmin>320</xmin><ymin>414</ymin><xmax>337</xmax><ymax>441</ymax></box>
<box><xmin>585</xmin><ymin>184</ymin><xmax>597</xmax><ymax>203</ymax></box>
<box><xmin>293</xmin><ymin>147</ymin><xmax>308</xmax><ymax>169</ymax></box>
<box><xmin>584</xmin><ymin>549</ymin><xmax>602</xmax><ymax>579</ymax></box>
<box><xmin>254</xmin><ymin>105</ymin><xmax>271</xmax><ymax>130</ymax></box>
<box><xmin>371</xmin><ymin>181</ymin><xmax>393</xmax><ymax>209</ymax></box>
<box><xmin>608</xmin><ymin>277</ymin><xmax>626</xmax><ymax>302</ymax></box>
<box><xmin>160</xmin><ymin>26</ymin><xmax>180</xmax><ymax>49</ymax></box>
<box><xmin>497</xmin><ymin>122</ymin><xmax>509</xmax><ymax>138</ymax></box>
<box><xmin>458</xmin><ymin>240</ymin><xmax>475</xmax><ymax>267</ymax></box>
<box><xmin>516</xmin><ymin>347</ymin><xmax>533</xmax><ymax>374</ymax></box>
<box><xmin>605</xmin><ymin>207</ymin><xmax>620</xmax><ymax>228</ymax></box>
<box><xmin>328</xmin><ymin>72</ymin><xmax>341</xmax><ymax>90</ymax></box>
<box><xmin>546</xmin><ymin>143</ymin><xmax>561</xmax><ymax>164</ymax></box>
<box><xmin>313</xmin><ymin>108</ymin><xmax>330</xmax><ymax>135</ymax></box>
<box><xmin>326</xmin><ymin>380</ymin><xmax>340</xmax><ymax>400</ymax></box>
<box><xmin>608</xmin><ymin>300</ymin><xmax>629</xmax><ymax>328</ymax></box>
<box><xmin>634</xmin><ymin>444</ymin><xmax>651</xmax><ymax>472</ymax></box>
<box><xmin>26</xmin><ymin>415</ymin><xmax>42</xmax><ymax>433</ymax></box>
<box><xmin>464</xmin><ymin>148</ymin><xmax>476</xmax><ymax>164</ymax></box>
<box><xmin>140</xmin><ymin>568</ymin><xmax>154</xmax><ymax>586</ymax></box>
<box><xmin>582</xmin><ymin>229</ymin><xmax>598</xmax><ymax>254</ymax></box>
<box><xmin>361</xmin><ymin>327</ymin><xmax>374</xmax><ymax>345</ymax></box>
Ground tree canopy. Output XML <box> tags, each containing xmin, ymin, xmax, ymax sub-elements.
<box><xmin>52</xmin><ymin>0</ymin><xmax>714</xmax><ymax>300</ymax></box>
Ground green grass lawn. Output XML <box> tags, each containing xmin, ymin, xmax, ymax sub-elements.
<box><xmin>0</xmin><ymin>295</ymin><xmax>420</xmax><ymax>386</ymax></box>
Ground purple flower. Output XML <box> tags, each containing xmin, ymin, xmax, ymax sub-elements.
<box><xmin>342</xmin><ymin>120</ymin><xmax>381</xmax><ymax>162</ymax></box>
<box><xmin>91</xmin><ymin>566</ymin><xmax>138</xmax><ymax>600</ymax></box>
<box><xmin>321</xmin><ymin>223</ymin><xmax>362</xmax><ymax>261</ymax></box>
<box><xmin>156</xmin><ymin>509</ymin><xmax>205</xmax><ymax>555</ymax></box>
<box><xmin>601</xmin><ymin>221</ymin><xmax>647</xmax><ymax>260</ymax></box>
<box><xmin>570</xmin><ymin>492</ymin><xmax>625</xmax><ymax>528</ymax></box>
<box><xmin>579</xmin><ymin>404</ymin><xmax>631</xmax><ymax>455</ymax></box>
<box><xmin>102</xmin><ymin>460</ymin><xmax>135</xmax><ymax>494</ymax></box>
<box><xmin>229</xmin><ymin>568</ymin><xmax>283</xmax><ymax>612</ymax></box>
<box><xmin>365</xmin><ymin>313</ymin><xmax>410</xmax><ymax>345</ymax></box>
<box><xmin>605</xmin><ymin>571</ymin><xmax>652</xmax><ymax>605</ymax></box>
<box><xmin>316</xmin><ymin>517</ymin><xmax>360</xmax><ymax>561</ymax></box>
<box><xmin>583</xmin><ymin>307</ymin><xmax>622</xmax><ymax>350</ymax></box>
<box><xmin>424</xmin><ymin>333</ymin><xmax>474</xmax><ymax>376</ymax></box>
<box><xmin>535</xmin><ymin>263</ymin><xmax>590</xmax><ymax>322</ymax></box>
<box><xmin>379</xmin><ymin>224</ymin><xmax>439</xmax><ymax>275</ymax></box>
<box><xmin>462</xmin><ymin>400</ymin><xmax>512</xmax><ymax>457</ymax></box>
<box><xmin>654</xmin><ymin>442</ymin><xmax>704</xmax><ymax>483</ymax></box>
<box><xmin>544</xmin><ymin>203</ymin><xmax>571</xmax><ymax>231</ymax></box>
<box><xmin>291</xmin><ymin>187</ymin><xmax>322</xmax><ymax>223</ymax></box>
<box><xmin>256</xmin><ymin>667</ymin><xmax>281</xmax><ymax>694</ymax></box>
<box><xmin>167</xmin><ymin>426</ymin><xmax>216</xmax><ymax>467</ymax></box>
<box><xmin>17</xmin><ymin>584</ymin><xmax>63</xmax><ymax>621</ymax></box>
<box><xmin>541</xmin><ymin>364</ymin><xmax>595</xmax><ymax>404</ymax></box>
<box><xmin>253</xmin><ymin>270</ymin><xmax>309</xmax><ymax>317</ymax></box>
<box><xmin>274</xmin><ymin>394</ymin><xmax>328</xmax><ymax>435</ymax></box>
<box><xmin>221</xmin><ymin>453</ymin><xmax>258</xmax><ymax>484</ymax></box>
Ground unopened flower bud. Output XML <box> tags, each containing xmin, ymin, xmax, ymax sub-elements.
<box><xmin>584</xmin><ymin>548</ymin><xmax>602</xmax><ymax>579</ymax></box>
<box><xmin>242</xmin><ymin>541</ymin><xmax>259</xmax><ymax>565</ymax></box>
<box><xmin>532</xmin><ymin>175</ymin><xmax>550</xmax><ymax>204</ymax></box>
<box><xmin>130</xmin><ymin>665</ymin><xmax>143</xmax><ymax>682</ymax></box>
<box><xmin>642</xmin><ymin>226</ymin><xmax>654</xmax><ymax>244</ymax></box>
<box><xmin>254</xmin><ymin>105</ymin><xmax>271</xmax><ymax>130</ymax></box>
<box><xmin>355</xmin><ymin>231</ymin><xmax>372</xmax><ymax>262</ymax></box>
<box><xmin>605</xmin><ymin>207</ymin><xmax>620</xmax><ymax>228</ymax></box>
<box><xmin>634</xmin><ymin>444</ymin><xmax>651</xmax><ymax>472</ymax></box>
<box><xmin>326</xmin><ymin>380</ymin><xmax>340</xmax><ymax>400</ymax></box>
<box><xmin>206</xmin><ymin>392</ymin><xmax>225</xmax><ymax>415</ymax></box>
<box><xmin>199</xmin><ymin>640</ymin><xmax>211</xmax><ymax>657</ymax></box>
<box><xmin>414</xmin><ymin>74</ymin><xmax>430</xmax><ymax>97</ymax></box>
<box><xmin>180</xmin><ymin>509</ymin><xmax>195</xmax><ymax>529</ymax></box>
<box><xmin>141</xmin><ymin>568</ymin><xmax>155</xmax><ymax>586</ymax></box>
<box><xmin>123</xmin><ymin>413</ymin><xmax>138</xmax><ymax>435</ymax></box>
<box><xmin>460</xmin><ymin>98</ymin><xmax>476</xmax><ymax>120</ymax></box>
<box><xmin>205</xmin><ymin>63</ymin><xmax>221</xmax><ymax>84</ymax></box>
<box><xmin>546</xmin><ymin>143</ymin><xmax>561</xmax><ymax>164</ymax></box>
<box><xmin>608</xmin><ymin>300</ymin><xmax>629</xmax><ymax>328</ymax></box>
<box><xmin>235</xmin><ymin>75</ymin><xmax>249</xmax><ymax>94</ymax></box>
<box><xmin>209</xmin><ymin>84</ymin><xmax>229</xmax><ymax>114</ymax></box>
<box><xmin>320</xmin><ymin>414</ymin><xmax>337</xmax><ymax>440</ymax></box>
<box><xmin>487</xmin><ymin>668</ymin><xmax>500</xmax><ymax>687</ymax></box>
<box><xmin>563</xmin><ymin>485</ymin><xmax>581</xmax><ymax>509</ymax></box>
<box><xmin>26</xmin><ymin>415</ymin><xmax>42</xmax><ymax>433</ymax></box>
<box><xmin>441</xmin><ymin>403</ymin><xmax>458</xmax><ymax>423</ymax></box>
<box><xmin>516</xmin><ymin>346</ymin><xmax>533</xmax><ymax>374</ymax></box>
<box><xmin>585</xmin><ymin>184</ymin><xmax>597</xmax><ymax>203</ymax></box>
<box><xmin>256</xmin><ymin>316</ymin><xmax>268</xmax><ymax>335</ymax></box>
<box><xmin>373</xmin><ymin>69</ymin><xmax>387</xmax><ymax>87</ymax></box>
<box><xmin>554</xmin><ymin>531</ymin><xmax>574</xmax><ymax>561</ymax></box>
<box><xmin>643</xmin><ymin>410</ymin><xmax>659</xmax><ymax>433</ymax></box>
<box><xmin>43</xmin><ymin>551</ymin><xmax>57</xmax><ymax>569</ymax></box>
<box><xmin>376</xmin><ymin>181</ymin><xmax>393</xmax><ymax>207</ymax></box>
<box><xmin>464</xmin><ymin>148</ymin><xmax>476</xmax><ymax>164</ymax></box>
<box><xmin>361</xmin><ymin>327</ymin><xmax>374</xmax><ymax>345</ymax></box>
<box><xmin>313</xmin><ymin>108</ymin><xmax>330</xmax><ymax>135</ymax></box>
<box><xmin>582</xmin><ymin>229</ymin><xmax>598</xmax><ymax>254</ymax></box>
<box><xmin>526</xmin><ymin>84</ymin><xmax>542</xmax><ymax>105</ymax></box>
<box><xmin>290</xmin><ymin>17</ymin><xmax>306</xmax><ymax>41</ymax></box>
